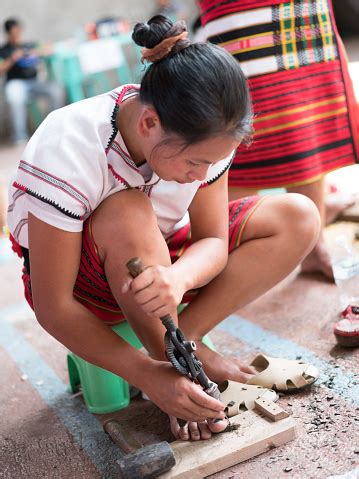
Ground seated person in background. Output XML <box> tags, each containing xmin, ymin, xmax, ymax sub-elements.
<box><xmin>0</xmin><ymin>18</ymin><xmax>64</xmax><ymax>145</ymax></box>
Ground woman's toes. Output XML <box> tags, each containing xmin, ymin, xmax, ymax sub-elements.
<box><xmin>188</xmin><ymin>422</ymin><xmax>201</xmax><ymax>441</ymax></box>
<box><xmin>198</xmin><ymin>421</ymin><xmax>212</xmax><ymax>440</ymax></box>
<box><xmin>208</xmin><ymin>417</ymin><xmax>230</xmax><ymax>434</ymax></box>
<box><xmin>179</xmin><ymin>423</ymin><xmax>190</xmax><ymax>441</ymax></box>
<box><xmin>170</xmin><ymin>417</ymin><xmax>229</xmax><ymax>441</ymax></box>
<box><xmin>169</xmin><ymin>416</ymin><xmax>180</xmax><ymax>439</ymax></box>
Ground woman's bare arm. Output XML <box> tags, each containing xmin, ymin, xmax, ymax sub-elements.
<box><xmin>170</xmin><ymin>171</ymin><xmax>229</xmax><ymax>291</ymax></box>
<box><xmin>28</xmin><ymin>212</ymin><xmax>151</xmax><ymax>388</ymax></box>
<box><xmin>27</xmin><ymin>212</ymin><xmax>225</xmax><ymax>421</ymax></box>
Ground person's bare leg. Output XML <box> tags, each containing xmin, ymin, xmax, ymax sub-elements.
<box><xmin>230</xmin><ymin>180</ymin><xmax>356</xmax><ymax>224</ymax></box>
<box><xmin>90</xmin><ymin>190</ymin><xmax>228</xmax><ymax>440</ymax></box>
<box><xmin>228</xmin><ymin>186</ymin><xmax>258</xmax><ymax>202</ymax></box>
<box><xmin>91</xmin><ymin>190</ymin><xmax>171</xmax><ymax>359</ymax></box>
<box><xmin>91</xmin><ymin>191</ymin><xmax>320</xmax><ymax>439</ymax></box>
<box><xmin>178</xmin><ymin>193</ymin><xmax>321</xmax><ymax>382</ymax></box>
<box><xmin>230</xmin><ymin>179</ymin><xmax>339</xmax><ymax>278</ymax></box>
<box><xmin>287</xmin><ymin>178</ymin><xmax>333</xmax><ymax>279</ymax></box>
<box><xmin>325</xmin><ymin>191</ymin><xmax>356</xmax><ymax>225</ymax></box>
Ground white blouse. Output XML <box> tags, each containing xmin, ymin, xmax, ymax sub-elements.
<box><xmin>8</xmin><ymin>84</ymin><xmax>232</xmax><ymax>248</ymax></box>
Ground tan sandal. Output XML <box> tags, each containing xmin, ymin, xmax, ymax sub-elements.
<box><xmin>246</xmin><ymin>354</ymin><xmax>320</xmax><ymax>391</ymax></box>
<box><xmin>219</xmin><ymin>380</ymin><xmax>279</xmax><ymax>417</ymax></box>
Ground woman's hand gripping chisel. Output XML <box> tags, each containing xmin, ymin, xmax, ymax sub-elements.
<box><xmin>126</xmin><ymin>257</ymin><xmax>221</xmax><ymax>402</ymax></box>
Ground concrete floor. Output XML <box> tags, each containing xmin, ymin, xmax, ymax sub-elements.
<box><xmin>0</xmin><ymin>145</ymin><xmax>359</xmax><ymax>479</ymax></box>
<box><xmin>1</xmin><ymin>38</ymin><xmax>359</xmax><ymax>479</ymax></box>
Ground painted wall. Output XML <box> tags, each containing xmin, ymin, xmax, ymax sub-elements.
<box><xmin>0</xmin><ymin>1</ymin><xmax>198</xmax><ymax>141</ymax></box>
<box><xmin>0</xmin><ymin>0</ymin><xmax>198</xmax><ymax>44</ymax></box>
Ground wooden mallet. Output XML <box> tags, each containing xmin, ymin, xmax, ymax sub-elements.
<box><xmin>103</xmin><ymin>419</ymin><xmax>176</xmax><ymax>479</ymax></box>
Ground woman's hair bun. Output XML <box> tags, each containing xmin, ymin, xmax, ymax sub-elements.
<box><xmin>132</xmin><ymin>15</ymin><xmax>173</xmax><ymax>49</ymax></box>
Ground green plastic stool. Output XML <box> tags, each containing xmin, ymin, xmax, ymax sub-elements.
<box><xmin>67</xmin><ymin>315</ymin><xmax>215</xmax><ymax>414</ymax></box>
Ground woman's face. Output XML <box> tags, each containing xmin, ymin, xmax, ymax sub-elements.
<box><xmin>136</xmin><ymin>105</ymin><xmax>240</xmax><ymax>183</ymax></box>
<box><xmin>144</xmin><ymin>134</ymin><xmax>240</xmax><ymax>184</ymax></box>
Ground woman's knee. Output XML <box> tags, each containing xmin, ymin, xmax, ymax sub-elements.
<box><xmin>280</xmin><ymin>193</ymin><xmax>321</xmax><ymax>248</ymax></box>
<box><xmin>92</xmin><ymin>189</ymin><xmax>171</xmax><ymax>267</ymax></box>
<box><xmin>243</xmin><ymin>193</ymin><xmax>320</xmax><ymax>246</ymax></box>
<box><xmin>94</xmin><ymin>189</ymin><xmax>157</xmax><ymax>233</ymax></box>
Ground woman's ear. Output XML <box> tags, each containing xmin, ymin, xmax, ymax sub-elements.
<box><xmin>137</xmin><ymin>107</ymin><xmax>161</xmax><ymax>138</ymax></box>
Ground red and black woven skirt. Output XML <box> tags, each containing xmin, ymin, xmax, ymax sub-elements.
<box><xmin>199</xmin><ymin>0</ymin><xmax>359</xmax><ymax>188</ymax></box>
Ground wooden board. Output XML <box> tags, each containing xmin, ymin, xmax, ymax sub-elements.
<box><xmin>254</xmin><ymin>397</ymin><xmax>290</xmax><ymax>421</ymax></box>
<box><xmin>159</xmin><ymin>410</ymin><xmax>297</xmax><ymax>479</ymax></box>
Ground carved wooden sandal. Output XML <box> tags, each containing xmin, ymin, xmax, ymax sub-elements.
<box><xmin>219</xmin><ymin>380</ymin><xmax>279</xmax><ymax>417</ymax></box>
<box><xmin>246</xmin><ymin>354</ymin><xmax>320</xmax><ymax>391</ymax></box>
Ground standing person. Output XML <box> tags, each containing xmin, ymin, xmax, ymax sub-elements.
<box><xmin>0</xmin><ymin>18</ymin><xmax>64</xmax><ymax>144</ymax></box>
<box><xmin>198</xmin><ymin>0</ymin><xmax>359</xmax><ymax>278</ymax></box>
<box><xmin>8</xmin><ymin>15</ymin><xmax>320</xmax><ymax>440</ymax></box>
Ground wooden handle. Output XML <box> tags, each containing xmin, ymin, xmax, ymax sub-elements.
<box><xmin>126</xmin><ymin>257</ymin><xmax>145</xmax><ymax>278</ymax></box>
<box><xmin>126</xmin><ymin>257</ymin><xmax>177</xmax><ymax>331</ymax></box>
<box><xmin>103</xmin><ymin>419</ymin><xmax>142</xmax><ymax>454</ymax></box>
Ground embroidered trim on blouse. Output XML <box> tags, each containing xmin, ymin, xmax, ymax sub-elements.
<box><xmin>13</xmin><ymin>182</ymin><xmax>83</xmax><ymax>220</ymax></box>
<box><xmin>105</xmin><ymin>85</ymin><xmax>140</xmax><ymax>154</ymax></box>
<box><xmin>18</xmin><ymin>160</ymin><xmax>91</xmax><ymax>213</ymax></box>
<box><xmin>107</xmin><ymin>164</ymin><xmax>131</xmax><ymax>188</ymax></box>
<box><xmin>7</xmin><ymin>189</ymin><xmax>26</xmax><ymax>213</ymax></box>
<box><xmin>200</xmin><ymin>154</ymin><xmax>233</xmax><ymax>188</ymax></box>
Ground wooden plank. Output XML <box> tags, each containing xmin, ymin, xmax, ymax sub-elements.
<box><xmin>254</xmin><ymin>398</ymin><xmax>290</xmax><ymax>421</ymax></box>
<box><xmin>159</xmin><ymin>410</ymin><xmax>297</xmax><ymax>479</ymax></box>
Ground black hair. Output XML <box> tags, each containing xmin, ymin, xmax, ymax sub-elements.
<box><xmin>192</xmin><ymin>16</ymin><xmax>202</xmax><ymax>35</ymax></box>
<box><xmin>132</xmin><ymin>15</ymin><xmax>252</xmax><ymax>146</ymax></box>
<box><xmin>4</xmin><ymin>18</ymin><xmax>20</xmax><ymax>34</ymax></box>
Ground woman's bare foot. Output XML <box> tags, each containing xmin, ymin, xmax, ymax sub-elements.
<box><xmin>169</xmin><ymin>343</ymin><xmax>256</xmax><ymax>440</ymax></box>
<box><xmin>169</xmin><ymin>415</ymin><xmax>230</xmax><ymax>441</ymax></box>
<box><xmin>194</xmin><ymin>342</ymin><xmax>256</xmax><ymax>384</ymax></box>
<box><xmin>301</xmin><ymin>235</ymin><xmax>334</xmax><ymax>280</ymax></box>
<box><xmin>325</xmin><ymin>193</ymin><xmax>356</xmax><ymax>225</ymax></box>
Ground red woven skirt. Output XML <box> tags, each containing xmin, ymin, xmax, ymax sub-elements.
<box><xmin>11</xmin><ymin>196</ymin><xmax>264</xmax><ymax>325</ymax></box>
<box><xmin>199</xmin><ymin>0</ymin><xmax>359</xmax><ymax>188</ymax></box>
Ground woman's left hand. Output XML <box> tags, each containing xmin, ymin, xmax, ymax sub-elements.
<box><xmin>121</xmin><ymin>264</ymin><xmax>187</xmax><ymax>317</ymax></box>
